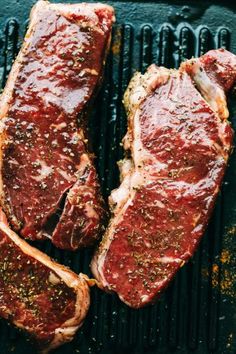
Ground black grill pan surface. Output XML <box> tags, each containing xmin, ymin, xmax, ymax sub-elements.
<box><xmin>0</xmin><ymin>1</ymin><xmax>236</xmax><ymax>353</ymax></box>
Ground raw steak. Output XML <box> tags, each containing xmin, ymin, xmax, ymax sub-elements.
<box><xmin>91</xmin><ymin>49</ymin><xmax>236</xmax><ymax>308</ymax></box>
<box><xmin>0</xmin><ymin>209</ymin><xmax>90</xmax><ymax>352</ymax></box>
<box><xmin>0</xmin><ymin>0</ymin><xmax>115</xmax><ymax>250</ymax></box>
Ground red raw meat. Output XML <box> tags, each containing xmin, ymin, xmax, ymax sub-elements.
<box><xmin>0</xmin><ymin>209</ymin><xmax>90</xmax><ymax>352</ymax></box>
<box><xmin>91</xmin><ymin>49</ymin><xmax>236</xmax><ymax>308</ymax></box>
<box><xmin>0</xmin><ymin>0</ymin><xmax>115</xmax><ymax>250</ymax></box>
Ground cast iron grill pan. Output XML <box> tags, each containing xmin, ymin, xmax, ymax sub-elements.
<box><xmin>0</xmin><ymin>1</ymin><xmax>236</xmax><ymax>353</ymax></box>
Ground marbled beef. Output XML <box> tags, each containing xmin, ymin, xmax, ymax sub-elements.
<box><xmin>0</xmin><ymin>0</ymin><xmax>115</xmax><ymax>250</ymax></box>
<box><xmin>0</xmin><ymin>209</ymin><xmax>90</xmax><ymax>352</ymax></box>
<box><xmin>91</xmin><ymin>49</ymin><xmax>236</xmax><ymax>308</ymax></box>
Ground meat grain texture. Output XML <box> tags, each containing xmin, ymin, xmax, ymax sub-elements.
<box><xmin>92</xmin><ymin>49</ymin><xmax>236</xmax><ymax>308</ymax></box>
<box><xmin>0</xmin><ymin>0</ymin><xmax>115</xmax><ymax>250</ymax></box>
<box><xmin>0</xmin><ymin>209</ymin><xmax>90</xmax><ymax>353</ymax></box>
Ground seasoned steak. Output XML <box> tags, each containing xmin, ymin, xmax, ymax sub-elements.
<box><xmin>0</xmin><ymin>209</ymin><xmax>90</xmax><ymax>352</ymax></box>
<box><xmin>0</xmin><ymin>0</ymin><xmax>115</xmax><ymax>250</ymax></box>
<box><xmin>91</xmin><ymin>49</ymin><xmax>236</xmax><ymax>308</ymax></box>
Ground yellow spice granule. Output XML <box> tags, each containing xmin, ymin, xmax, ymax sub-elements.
<box><xmin>220</xmin><ymin>249</ymin><xmax>231</xmax><ymax>264</ymax></box>
<box><xmin>220</xmin><ymin>269</ymin><xmax>236</xmax><ymax>296</ymax></box>
<box><xmin>211</xmin><ymin>263</ymin><xmax>219</xmax><ymax>288</ymax></box>
<box><xmin>226</xmin><ymin>225</ymin><xmax>236</xmax><ymax>236</ymax></box>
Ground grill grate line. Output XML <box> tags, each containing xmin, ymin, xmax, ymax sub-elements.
<box><xmin>105</xmin><ymin>26</ymin><xmax>121</xmax><ymax>196</ymax></box>
<box><xmin>96</xmin><ymin>61</ymin><xmax>111</xmax><ymax>195</ymax></box>
<box><xmin>148</xmin><ymin>302</ymin><xmax>159</xmax><ymax>346</ymax></box>
<box><xmin>157</xmin><ymin>25</ymin><xmax>172</xmax><ymax>67</ymax></box>
<box><xmin>97</xmin><ymin>292</ymin><xmax>109</xmax><ymax>346</ymax></box>
<box><xmin>198</xmin><ymin>27</ymin><xmax>210</xmax><ymax>56</ymax></box>
<box><xmin>179</xmin><ymin>26</ymin><xmax>194</xmax><ymax>63</ymax></box>
<box><xmin>1</xmin><ymin>19</ymin><xmax>18</xmax><ymax>88</ymax></box>
<box><xmin>117</xmin><ymin>304</ymin><xmax>129</xmax><ymax>346</ymax></box>
<box><xmin>137</xmin><ymin>307</ymin><xmax>149</xmax><ymax>349</ymax></box>
<box><xmin>117</xmin><ymin>24</ymin><xmax>133</xmax><ymax>161</ymax></box>
<box><xmin>188</xmin><ymin>251</ymin><xmax>201</xmax><ymax>350</ymax></box>
<box><xmin>140</xmin><ymin>25</ymin><xmax>152</xmax><ymax>72</ymax></box>
<box><xmin>157</xmin><ymin>296</ymin><xmax>168</xmax><ymax>350</ymax></box>
<box><xmin>128</xmin><ymin>310</ymin><xmax>138</xmax><ymax>346</ymax></box>
<box><xmin>198</xmin><ymin>231</ymin><xmax>211</xmax><ymax>352</ymax></box>
<box><xmin>177</xmin><ymin>267</ymin><xmax>188</xmax><ymax>350</ymax></box>
<box><xmin>109</xmin><ymin>295</ymin><xmax>119</xmax><ymax>345</ymax></box>
<box><xmin>0</xmin><ymin>322</ymin><xmax>10</xmax><ymax>353</ymax></box>
<box><xmin>217</xmin><ymin>28</ymin><xmax>230</xmax><ymax>49</ymax></box>
<box><xmin>207</xmin><ymin>200</ymin><xmax>222</xmax><ymax>351</ymax></box>
<box><xmin>89</xmin><ymin>287</ymin><xmax>100</xmax><ymax>345</ymax></box>
<box><xmin>167</xmin><ymin>278</ymin><xmax>179</xmax><ymax>349</ymax></box>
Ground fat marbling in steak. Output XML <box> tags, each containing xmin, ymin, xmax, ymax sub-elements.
<box><xmin>0</xmin><ymin>209</ymin><xmax>90</xmax><ymax>352</ymax></box>
<box><xmin>91</xmin><ymin>49</ymin><xmax>236</xmax><ymax>308</ymax></box>
<box><xmin>0</xmin><ymin>0</ymin><xmax>115</xmax><ymax>250</ymax></box>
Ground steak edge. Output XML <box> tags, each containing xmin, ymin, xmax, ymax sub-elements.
<box><xmin>0</xmin><ymin>0</ymin><xmax>115</xmax><ymax>250</ymax></box>
<box><xmin>91</xmin><ymin>49</ymin><xmax>236</xmax><ymax>308</ymax></box>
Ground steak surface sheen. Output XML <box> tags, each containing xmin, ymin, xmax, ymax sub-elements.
<box><xmin>0</xmin><ymin>210</ymin><xmax>90</xmax><ymax>352</ymax></box>
<box><xmin>0</xmin><ymin>0</ymin><xmax>115</xmax><ymax>250</ymax></box>
<box><xmin>91</xmin><ymin>49</ymin><xmax>236</xmax><ymax>308</ymax></box>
